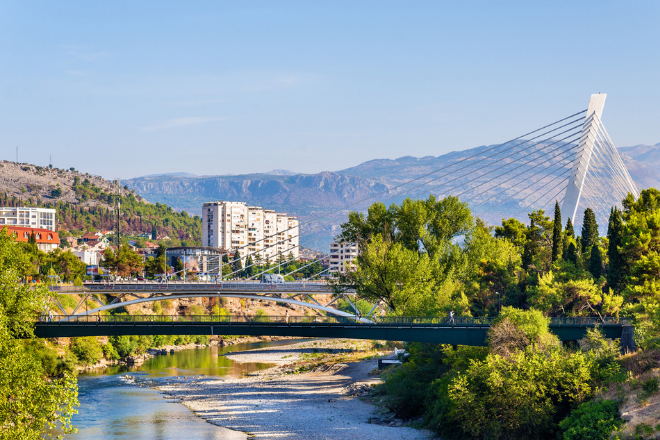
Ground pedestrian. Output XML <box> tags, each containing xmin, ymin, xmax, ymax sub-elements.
<box><xmin>449</xmin><ymin>310</ymin><xmax>455</xmax><ymax>325</ymax></box>
<box><xmin>285</xmin><ymin>309</ymin><xmax>289</xmax><ymax>324</ymax></box>
<box><xmin>48</xmin><ymin>309</ymin><xmax>53</xmax><ymax>323</ymax></box>
<box><xmin>358</xmin><ymin>310</ymin><xmax>362</xmax><ymax>322</ymax></box>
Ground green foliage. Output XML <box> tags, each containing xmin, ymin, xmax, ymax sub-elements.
<box><xmin>446</xmin><ymin>350</ymin><xmax>595</xmax><ymax>440</ymax></box>
<box><xmin>188</xmin><ymin>304</ymin><xmax>206</xmax><ymax>316</ymax></box>
<box><xmin>494</xmin><ymin>307</ymin><xmax>550</xmax><ymax>342</ymax></box>
<box><xmin>109</xmin><ymin>335</ymin><xmax>137</xmax><ymax>358</ymax></box>
<box><xmin>552</xmin><ymin>201</ymin><xmax>563</xmax><ymax>262</ymax></box>
<box><xmin>641</xmin><ymin>377</ymin><xmax>659</xmax><ymax>395</ymax></box>
<box><xmin>558</xmin><ymin>399</ymin><xmax>623</xmax><ymax>440</ymax></box>
<box><xmin>581</xmin><ymin>208</ymin><xmax>600</xmax><ymax>254</ymax></box>
<box><xmin>588</xmin><ymin>245</ymin><xmax>603</xmax><ymax>278</ymax></box>
<box><xmin>0</xmin><ymin>227</ymin><xmax>78</xmax><ymax>438</ymax></box>
<box><xmin>70</xmin><ymin>337</ymin><xmax>104</xmax><ymax>366</ymax></box>
<box><xmin>152</xmin><ymin>302</ymin><xmax>163</xmax><ymax>314</ymax></box>
<box><xmin>102</xmin><ymin>245</ymin><xmax>144</xmax><ymax>278</ymax></box>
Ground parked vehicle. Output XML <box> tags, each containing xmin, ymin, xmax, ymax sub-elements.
<box><xmin>261</xmin><ymin>274</ymin><xmax>285</xmax><ymax>283</ymax></box>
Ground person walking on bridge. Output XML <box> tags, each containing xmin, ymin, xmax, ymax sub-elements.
<box><xmin>449</xmin><ymin>310</ymin><xmax>455</xmax><ymax>326</ymax></box>
<box><xmin>285</xmin><ymin>310</ymin><xmax>289</xmax><ymax>324</ymax></box>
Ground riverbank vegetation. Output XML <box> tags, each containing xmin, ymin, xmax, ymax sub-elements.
<box><xmin>336</xmin><ymin>189</ymin><xmax>660</xmax><ymax>439</ymax></box>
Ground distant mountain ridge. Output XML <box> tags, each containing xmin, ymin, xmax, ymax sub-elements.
<box><xmin>124</xmin><ymin>142</ymin><xmax>660</xmax><ymax>249</ymax></box>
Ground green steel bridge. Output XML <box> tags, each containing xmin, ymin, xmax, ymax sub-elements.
<box><xmin>34</xmin><ymin>315</ymin><xmax>635</xmax><ymax>351</ymax></box>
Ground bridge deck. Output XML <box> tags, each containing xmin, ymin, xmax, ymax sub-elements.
<box><xmin>50</xmin><ymin>282</ymin><xmax>348</xmax><ymax>295</ymax></box>
<box><xmin>33</xmin><ymin>316</ymin><xmax>632</xmax><ymax>348</ymax></box>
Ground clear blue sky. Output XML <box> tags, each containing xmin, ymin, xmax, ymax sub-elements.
<box><xmin>1</xmin><ymin>1</ymin><xmax>659</xmax><ymax>179</ymax></box>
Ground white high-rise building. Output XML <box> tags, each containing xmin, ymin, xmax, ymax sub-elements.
<box><xmin>328</xmin><ymin>241</ymin><xmax>358</xmax><ymax>274</ymax></box>
<box><xmin>0</xmin><ymin>207</ymin><xmax>56</xmax><ymax>232</ymax></box>
<box><xmin>202</xmin><ymin>201</ymin><xmax>299</xmax><ymax>263</ymax></box>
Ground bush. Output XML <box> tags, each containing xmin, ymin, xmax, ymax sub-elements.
<box><xmin>152</xmin><ymin>302</ymin><xmax>163</xmax><ymax>314</ymax></box>
<box><xmin>102</xmin><ymin>342</ymin><xmax>120</xmax><ymax>360</ymax></box>
<box><xmin>188</xmin><ymin>304</ymin><xmax>206</xmax><ymax>316</ymax></box>
<box><xmin>254</xmin><ymin>309</ymin><xmax>267</xmax><ymax>322</ymax></box>
<box><xmin>445</xmin><ymin>350</ymin><xmax>595</xmax><ymax>440</ymax></box>
<box><xmin>558</xmin><ymin>399</ymin><xmax>623</xmax><ymax>440</ymax></box>
<box><xmin>71</xmin><ymin>337</ymin><xmax>103</xmax><ymax>366</ymax></box>
<box><xmin>642</xmin><ymin>377</ymin><xmax>659</xmax><ymax>395</ymax></box>
<box><xmin>109</xmin><ymin>335</ymin><xmax>137</xmax><ymax>358</ymax></box>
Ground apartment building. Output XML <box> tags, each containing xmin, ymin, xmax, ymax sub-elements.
<box><xmin>328</xmin><ymin>241</ymin><xmax>358</xmax><ymax>274</ymax></box>
<box><xmin>0</xmin><ymin>207</ymin><xmax>56</xmax><ymax>232</ymax></box>
<box><xmin>202</xmin><ymin>201</ymin><xmax>299</xmax><ymax>263</ymax></box>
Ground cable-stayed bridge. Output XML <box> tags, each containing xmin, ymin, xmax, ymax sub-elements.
<box><xmin>48</xmin><ymin>94</ymin><xmax>639</xmax><ymax>327</ymax></box>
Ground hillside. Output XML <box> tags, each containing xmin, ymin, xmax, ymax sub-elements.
<box><xmin>0</xmin><ymin>160</ymin><xmax>201</xmax><ymax>244</ymax></box>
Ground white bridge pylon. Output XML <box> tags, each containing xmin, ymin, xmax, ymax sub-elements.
<box><xmin>562</xmin><ymin>94</ymin><xmax>639</xmax><ymax>223</ymax></box>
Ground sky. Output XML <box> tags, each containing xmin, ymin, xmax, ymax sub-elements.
<box><xmin>1</xmin><ymin>1</ymin><xmax>659</xmax><ymax>179</ymax></box>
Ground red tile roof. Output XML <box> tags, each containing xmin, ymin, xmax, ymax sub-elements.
<box><xmin>2</xmin><ymin>226</ymin><xmax>60</xmax><ymax>245</ymax></box>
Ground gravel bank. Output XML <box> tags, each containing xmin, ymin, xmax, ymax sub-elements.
<box><xmin>156</xmin><ymin>340</ymin><xmax>433</xmax><ymax>440</ymax></box>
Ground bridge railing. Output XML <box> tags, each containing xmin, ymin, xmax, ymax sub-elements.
<box><xmin>49</xmin><ymin>282</ymin><xmax>337</xmax><ymax>293</ymax></box>
<box><xmin>38</xmin><ymin>315</ymin><xmax>630</xmax><ymax>327</ymax></box>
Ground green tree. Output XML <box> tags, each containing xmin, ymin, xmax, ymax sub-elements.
<box><xmin>552</xmin><ymin>201</ymin><xmax>563</xmax><ymax>262</ymax></box>
<box><xmin>581</xmin><ymin>208</ymin><xmax>599</xmax><ymax>254</ymax></box>
<box><xmin>244</xmin><ymin>255</ymin><xmax>254</xmax><ymax>278</ymax></box>
<box><xmin>588</xmin><ymin>245</ymin><xmax>603</xmax><ymax>278</ymax></box>
<box><xmin>151</xmin><ymin>224</ymin><xmax>157</xmax><ymax>240</ymax></box>
<box><xmin>0</xmin><ymin>228</ymin><xmax>78</xmax><ymax>438</ymax></box>
<box><xmin>558</xmin><ymin>399</ymin><xmax>623</xmax><ymax>440</ymax></box>
<box><xmin>231</xmin><ymin>250</ymin><xmax>243</xmax><ymax>277</ymax></box>
<box><xmin>341</xmin><ymin>234</ymin><xmax>439</xmax><ymax>316</ymax></box>
<box><xmin>606</xmin><ymin>207</ymin><xmax>625</xmax><ymax>292</ymax></box>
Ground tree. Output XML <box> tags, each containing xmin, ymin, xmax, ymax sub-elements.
<box><xmin>566</xmin><ymin>242</ymin><xmax>578</xmax><ymax>265</ymax></box>
<box><xmin>551</xmin><ymin>202</ymin><xmax>562</xmax><ymax>262</ymax></box>
<box><xmin>580</xmin><ymin>208</ymin><xmax>599</xmax><ymax>254</ymax></box>
<box><xmin>565</xmin><ymin>217</ymin><xmax>575</xmax><ymax>239</ymax></box>
<box><xmin>341</xmin><ymin>234</ymin><xmax>439</xmax><ymax>316</ymax></box>
<box><xmin>244</xmin><ymin>255</ymin><xmax>254</xmax><ymax>278</ymax></box>
<box><xmin>607</xmin><ymin>207</ymin><xmax>625</xmax><ymax>292</ymax></box>
<box><xmin>588</xmin><ymin>245</ymin><xmax>603</xmax><ymax>278</ymax></box>
<box><xmin>151</xmin><ymin>224</ymin><xmax>157</xmax><ymax>240</ymax></box>
<box><xmin>0</xmin><ymin>227</ymin><xmax>78</xmax><ymax>437</ymax></box>
<box><xmin>231</xmin><ymin>250</ymin><xmax>243</xmax><ymax>277</ymax></box>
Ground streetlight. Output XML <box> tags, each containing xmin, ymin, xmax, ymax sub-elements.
<box><xmin>496</xmin><ymin>291</ymin><xmax>501</xmax><ymax>316</ymax></box>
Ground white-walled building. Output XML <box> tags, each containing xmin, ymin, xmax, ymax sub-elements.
<box><xmin>202</xmin><ymin>201</ymin><xmax>299</xmax><ymax>263</ymax></box>
<box><xmin>328</xmin><ymin>241</ymin><xmax>358</xmax><ymax>274</ymax></box>
<box><xmin>0</xmin><ymin>207</ymin><xmax>56</xmax><ymax>231</ymax></box>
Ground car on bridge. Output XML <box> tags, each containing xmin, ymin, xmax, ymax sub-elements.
<box><xmin>261</xmin><ymin>274</ymin><xmax>285</xmax><ymax>283</ymax></box>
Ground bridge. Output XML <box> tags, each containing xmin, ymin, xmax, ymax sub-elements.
<box><xmin>34</xmin><ymin>315</ymin><xmax>635</xmax><ymax>351</ymax></box>
<box><xmin>49</xmin><ymin>281</ymin><xmax>359</xmax><ymax>318</ymax></box>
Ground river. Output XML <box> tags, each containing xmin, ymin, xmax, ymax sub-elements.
<box><xmin>65</xmin><ymin>339</ymin><xmax>311</xmax><ymax>439</ymax></box>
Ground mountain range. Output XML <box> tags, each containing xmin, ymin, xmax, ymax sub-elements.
<box><xmin>123</xmin><ymin>142</ymin><xmax>660</xmax><ymax>248</ymax></box>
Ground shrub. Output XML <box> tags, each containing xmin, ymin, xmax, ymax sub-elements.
<box><xmin>446</xmin><ymin>350</ymin><xmax>595</xmax><ymax>440</ymax></box>
<box><xmin>152</xmin><ymin>302</ymin><xmax>163</xmax><ymax>314</ymax></box>
<box><xmin>71</xmin><ymin>337</ymin><xmax>103</xmax><ymax>366</ymax></box>
<box><xmin>109</xmin><ymin>335</ymin><xmax>137</xmax><ymax>358</ymax></box>
<box><xmin>188</xmin><ymin>304</ymin><xmax>206</xmax><ymax>316</ymax></box>
<box><xmin>558</xmin><ymin>399</ymin><xmax>623</xmax><ymax>440</ymax></box>
<box><xmin>254</xmin><ymin>309</ymin><xmax>267</xmax><ymax>322</ymax></box>
<box><xmin>102</xmin><ymin>342</ymin><xmax>120</xmax><ymax>360</ymax></box>
<box><xmin>642</xmin><ymin>377</ymin><xmax>659</xmax><ymax>395</ymax></box>
<box><xmin>579</xmin><ymin>326</ymin><xmax>620</xmax><ymax>368</ymax></box>
<box><xmin>161</xmin><ymin>299</ymin><xmax>173</xmax><ymax>311</ymax></box>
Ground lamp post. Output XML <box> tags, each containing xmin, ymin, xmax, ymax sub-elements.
<box><xmin>496</xmin><ymin>291</ymin><xmax>501</xmax><ymax>316</ymax></box>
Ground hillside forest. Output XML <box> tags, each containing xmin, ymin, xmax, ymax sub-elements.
<box><xmin>335</xmin><ymin>189</ymin><xmax>660</xmax><ymax>439</ymax></box>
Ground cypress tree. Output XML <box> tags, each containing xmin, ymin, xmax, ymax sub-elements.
<box><xmin>581</xmin><ymin>208</ymin><xmax>599</xmax><ymax>252</ymax></box>
<box><xmin>231</xmin><ymin>250</ymin><xmax>243</xmax><ymax>277</ymax></box>
<box><xmin>29</xmin><ymin>229</ymin><xmax>36</xmax><ymax>245</ymax></box>
<box><xmin>551</xmin><ymin>201</ymin><xmax>562</xmax><ymax>262</ymax></box>
<box><xmin>565</xmin><ymin>217</ymin><xmax>575</xmax><ymax>238</ymax></box>
<box><xmin>152</xmin><ymin>224</ymin><xmax>157</xmax><ymax>240</ymax></box>
<box><xmin>607</xmin><ymin>207</ymin><xmax>625</xmax><ymax>292</ymax></box>
<box><xmin>589</xmin><ymin>245</ymin><xmax>603</xmax><ymax>278</ymax></box>
<box><xmin>244</xmin><ymin>255</ymin><xmax>254</xmax><ymax>278</ymax></box>
<box><xmin>566</xmin><ymin>242</ymin><xmax>578</xmax><ymax>265</ymax></box>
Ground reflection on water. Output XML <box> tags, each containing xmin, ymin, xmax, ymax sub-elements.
<box><xmin>66</xmin><ymin>339</ymin><xmax>312</xmax><ymax>439</ymax></box>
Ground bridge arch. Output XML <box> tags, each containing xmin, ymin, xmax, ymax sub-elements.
<box><xmin>65</xmin><ymin>293</ymin><xmax>357</xmax><ymax>319</ymax></box>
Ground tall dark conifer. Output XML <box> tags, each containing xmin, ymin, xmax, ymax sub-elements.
<box><xmin>231</xmin><ymin>250</ymin><xmax>243</xmax><ymax>277</ymax></box>
<box><xmin>566</xmin><ymin>218</ymin><xmax>575</xmax><ymax>238</ymax></box>
<box><xmin>581</xmin><ymin>208</ymin><xmax>599</xmax><ymax>252</ymax></box>
<box><xmin>551</xmin><ymin>201</ymin><xmax>562</xmax><ymax>262</ymax></box>
<box><xmin>566</xmin><ymin>242</ymin><xmax>578</xmax><ymax>265</ymax></box>
<box><xmin>589</xmin><ymin>245</ymin><xmax>603</xmax><ymax>278</ymax></box>
<box><xmin>607</xmin><ymin>207</ymin><xmax>625</xmax><ymax>292</ymax></box>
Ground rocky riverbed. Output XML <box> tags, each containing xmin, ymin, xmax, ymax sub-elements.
<box><xmin>156</xmin><ymin>339</ymin><xmax>433</xmax><ymax>440</ymax></box>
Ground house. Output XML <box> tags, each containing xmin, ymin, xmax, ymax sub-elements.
<box><xmin>81</xmin><ymin>233</ymin><xmax>101</xmax><ymax>247</ymax></box>
<box><xmin>3</xmin><ymin>226</ymin><xmax>60</xmax><ymax>252</ymax></box>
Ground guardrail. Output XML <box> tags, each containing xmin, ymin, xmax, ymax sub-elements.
<box><xmin>38</xmin><ymin>315</ymin><xmax>631</xmax><ymax>327</ymax></box>
<box><xmin>49</xmin><ymin>282</ymin><xmax>338</xmax><ymax>293</ymax></box>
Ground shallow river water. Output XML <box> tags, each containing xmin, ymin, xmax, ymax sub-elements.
<box><xmin>65</xmin><ymin>339</ymin><xmax>310</xmax><ymax>439</ymax></box>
